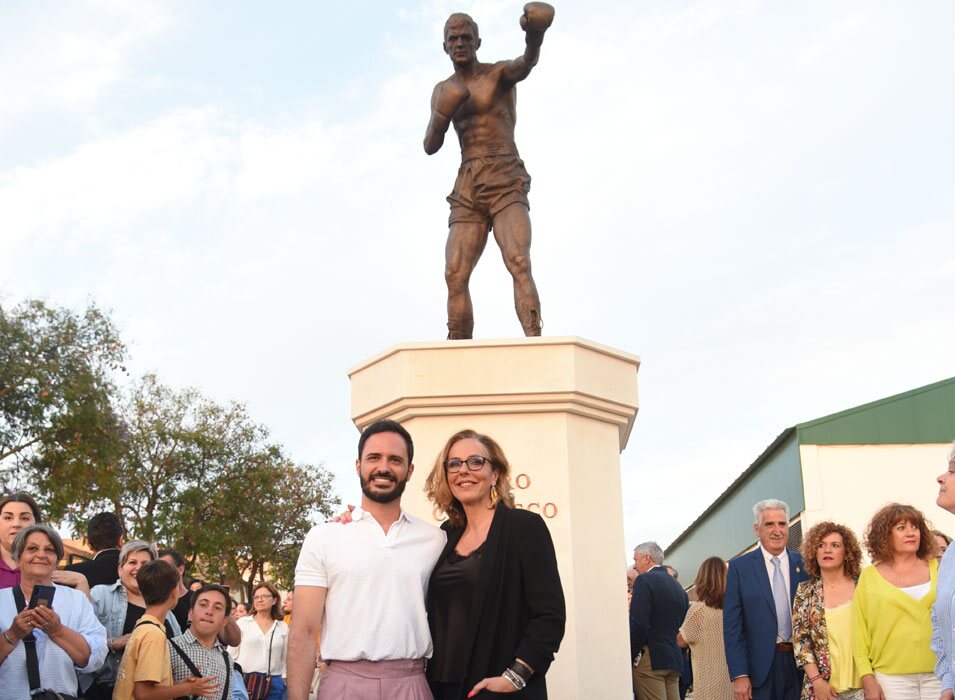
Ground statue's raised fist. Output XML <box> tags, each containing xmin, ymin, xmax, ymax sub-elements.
<box><xmin>520</xmin><ymin>2</ymin><xmax>555</xmax><ymax>33</ymax></box>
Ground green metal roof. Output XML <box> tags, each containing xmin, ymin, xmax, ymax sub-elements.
<box><xmin>797</xmin><ymin>375</ymin><xmax>955</xmax><ymax>445</ymax></box>
<box><xmin>665</xmin><ymin>429</ymin><xmax>804</xmax><ymax>563</ymax></box>
<box><xmin>663</xmin><ymin>375</ymin><xmax>955</xmax><ymax>576</ymax></box>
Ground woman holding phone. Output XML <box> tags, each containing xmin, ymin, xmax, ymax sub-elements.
<box><xmin>0</xmin><ymin>524</ymin><xmax>107</xmax><ymax>697</ymax></box>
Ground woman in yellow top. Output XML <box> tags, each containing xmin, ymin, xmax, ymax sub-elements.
<box><xmin>852</xmin><ymin>503</ymin><xmax>940</xmax><ymax>700</ymax></box>
<box><xmin>792</xmin><ymin>521</ymin><xmax>864</xmax><ymax>700</ymax></box>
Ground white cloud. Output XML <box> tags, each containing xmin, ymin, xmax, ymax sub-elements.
<box><xmin>0</xmin><ymin>1</ymin><xmax>171</xmax><ymax>134</ymax></box>
<box><xmin>0</xmin><ymin>108</ymin><xmax>231</xmax><ymax>245</ymax></box>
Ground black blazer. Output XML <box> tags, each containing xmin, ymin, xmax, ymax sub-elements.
<box><xmin>65</xmin><ymin>548</ymin><xmax>120</xmax><ymax>588</ymax></box>
<box><xmin>629</xmin><ymin>566</ymin><xmax>689</xmax><ymax>672</ymax></box>
<box><xmin>427</xmin><ymin>503</ymin><xmax>566</xmax><ymax>700</ymax></box>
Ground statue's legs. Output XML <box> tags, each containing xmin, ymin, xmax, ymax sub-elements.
<box><xmin>445</xmin><ymin>221</ymin><xmax>489</xmax><ymax>340</ymax></box>
<box><xmin>492</xmin><ymin>203</ymin><xmax>542</xmax><ymax>337</ymax></box>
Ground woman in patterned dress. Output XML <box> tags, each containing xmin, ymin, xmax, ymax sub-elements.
<box><xmin>792</xmin><ymin>521</ymin><xmax>864</xmax><ymax>700</ymax></box>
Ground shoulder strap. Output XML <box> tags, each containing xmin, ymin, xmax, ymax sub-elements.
<box><xmin>12</xmin><ymin>587</ymin><xmax>41</xmax><ymax>692</ymax></box>
<box><xmin>169</xmin><ymin>637</ymin><xmax>202</xmax><ymax>677</ymax></box>
<box><xmin>220</xmin><ymin>650</ymin><xmax>231</xmax><ymax>700</ymax></box>
<box><xmin>168</xmin><ymin>636</ymin><xmax>233</xmax><ymax>700</ymax></box>
<box><xmin>135</xmin><ymin>618</ymin><xmax>165</xmax><ymax>631</ymax></box>
<box><xmin>266</xmin><ymin>623</ymin><xmax>276</xmax><ymax>674</ymax></box>
<box><xmin>12</xmin><ymin>586</ymin><xmax>28</xmax><ymax>614</ymax></box>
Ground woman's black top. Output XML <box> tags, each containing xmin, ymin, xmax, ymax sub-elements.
<box><xmin>426</xmin><ymin>503</ymin><xmax>566</xmax><ymax>700</ymax></box>
<box><xmin>123</xmin><ymin>601</ymin><xmax>175</xmax><ymax>637</ymax></box>
<box><xmin>429</xmin><ymin>543</ymin><xmax>484</xmax><ymax>682</ymax></box>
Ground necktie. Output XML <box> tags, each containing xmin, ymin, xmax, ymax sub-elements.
<box><xmin>772</xmin><ymin>556</ymin><xmax>792</xmax><ymax>641</ymax></box>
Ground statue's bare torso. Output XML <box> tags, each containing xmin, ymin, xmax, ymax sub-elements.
<box><xmin>445</xmin><ymin>62</ymin><xmax>518</xmax><ymax>153</ymax></box>
<box><xmin>424</xmin><ymin>6</ymin><xmax>555</xmax><ymax>340</ymax></box>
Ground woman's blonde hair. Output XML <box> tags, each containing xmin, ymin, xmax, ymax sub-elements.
<box><xmin>425</xmin><ymin>429</ymin><xmax>515</xmax><ymax>528</ymax></box>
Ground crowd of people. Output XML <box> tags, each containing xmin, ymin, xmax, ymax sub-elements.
<box><xmin>627</xmin><ymin>439</ymin><xmax>955</xmax><ymax>700</ymax></box>
<box><xmin>2</xmin><ymin>421</ymin><xmax>953</xmax><ymax>700</ymax></box>
<box><xmin>0</xmin><ymin>418</ymin><xmax>567</xmax><ymax>699</ymax></box>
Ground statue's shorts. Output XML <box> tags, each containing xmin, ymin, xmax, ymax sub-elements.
<box><xmin>447</xmin><ymin>153</ymin><xmax>531</xmax><ymax>231</ymax></box>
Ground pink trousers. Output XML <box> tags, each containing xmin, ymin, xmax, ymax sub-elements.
<box><xmin>317</xmin><ymin>658</ymin><xmax>433</xmax><ymax>700</ymax></box>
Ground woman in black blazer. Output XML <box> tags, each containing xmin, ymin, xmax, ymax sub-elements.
<box><xmin>424</xmin><ymin>429</ymin><xmax>565</xmax><ymax>700</ymax></box>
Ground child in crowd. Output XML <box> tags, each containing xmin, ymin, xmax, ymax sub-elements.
<box><xmin>112</xmin><ymin>559</ymin><xmax>218</xmax><ymax>700</ymax></box>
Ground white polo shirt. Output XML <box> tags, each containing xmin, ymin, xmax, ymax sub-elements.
<box><xmin>294</xmin><ymin>507</ymin><xmax>447</xmax><ymax>661</ymax></box>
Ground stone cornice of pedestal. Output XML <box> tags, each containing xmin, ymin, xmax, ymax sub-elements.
<box><xmin>349</xmin><ymin>336</ymin><xmax>640</xmax><ymax>450</ymax></box>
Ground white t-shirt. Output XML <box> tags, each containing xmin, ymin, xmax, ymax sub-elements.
<box><xmin>294</xmin><ymin>507</ymin><xmax>447</xmax><ymax>661</ymax></box>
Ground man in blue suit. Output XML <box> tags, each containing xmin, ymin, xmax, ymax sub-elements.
<box><xmin>630</xmin><ymin>541</ymin><xmax>689</xmax><ymax>700</ymax></box>
<box><xmin>723</xmin><ymin>499</ymin><xmax>808</xmax><ymax>700</ymax></box>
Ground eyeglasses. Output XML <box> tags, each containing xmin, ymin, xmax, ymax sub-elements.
<box><xmin>444</xmin><ymin>455</ymin><xmax>491</xmax><ymax>473</ymax></box>
<box><xmin>252</xmin><ymin>595</ymin><xmax>273</xmax><ymax>602</ymax></box>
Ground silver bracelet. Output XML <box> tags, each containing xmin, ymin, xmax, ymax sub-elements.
<box><xmin>2</xmin><ymin>631</ymin><xmax>17</xmax><ymax>646</ymax></box>
<box><xmin>502</xmin><ymin>667</ymin><xmax>526</xmax><ymax>690</ymax></box>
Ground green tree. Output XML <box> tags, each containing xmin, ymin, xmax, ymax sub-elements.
<box><xmin>32</xmin><ymin>372</ymin><xmax>337</xmax><ymax>594</ymax></box>
<box><xmin>1</xmin><ymin>299</ymin><xmax>125</xmax><ymax>484</ymax></box>
<box><xmin>173</xmin><ymin>449</ymin><xmax>336</xmax><ymax>598</ymax></box>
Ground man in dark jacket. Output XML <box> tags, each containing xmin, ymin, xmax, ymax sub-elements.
<box><xmin>630</xmin><ymin>541</ymin><xmax>689</xmax><ymax>700</ymax></box>
<box><xmin>65</xmin><ymin>511</ymin><xmax>124</xmax><ymax>587</ymax></box>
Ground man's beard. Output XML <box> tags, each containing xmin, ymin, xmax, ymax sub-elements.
<box><xmin>360</xmin><ymin>471</ymin><xmax>409</xmax><ymax>504</ymax></box>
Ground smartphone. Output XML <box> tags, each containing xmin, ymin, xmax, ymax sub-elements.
<box><xmin>28</xmin><ymin>584</ymin><xmax>56</xmax><ymax>609</ymax></box>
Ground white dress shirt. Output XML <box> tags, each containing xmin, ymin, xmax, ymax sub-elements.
<box><xmin>759</xmin><ymin>545</ymin><xmax>791</xmax><ymax>642</ymax></box>
<box><xmin>233</xmin><ymin>616</ymin><xmax>288</xmax><ymax>675</ymax></box>
<box><xmin>0</xmin><ymin>584</ymin><xmax>108</xmax><ymax>698</ymax></box>
<box><xmin>294</xmin><ymin>507</ymin><xmax>447</xmax><ymax>661</ymax></box>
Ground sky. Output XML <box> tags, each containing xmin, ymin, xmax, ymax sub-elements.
<box><xmin>2</xmin><ymin>0</ymin><xmax>954</xmax><ymax>563</ymax></box>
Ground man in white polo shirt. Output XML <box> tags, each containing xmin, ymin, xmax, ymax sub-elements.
<box><xmin>286</xmin><ymin>419</ymin><xmax>447</xmax><ymax>700</ymax></box>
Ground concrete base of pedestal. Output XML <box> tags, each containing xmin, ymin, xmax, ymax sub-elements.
<box><xmin>349</xmin><ymin>337</ymin><xmax>640</xmax><ymax>700</ymax></box>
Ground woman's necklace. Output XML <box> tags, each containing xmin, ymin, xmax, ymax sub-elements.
<box><xmin>890</xmin><ymin>557</ymin><xmax>919</xmax><ymax>585</ymax></box>
<box><xmin>822</xmin><ymin>574</ymin><xmax>853</xmax><ymax>605</ymax></box>
<box><xmin>822</xmin><ymin>575</ymin><xmax>847</xmax><ymax>590</ymax></box>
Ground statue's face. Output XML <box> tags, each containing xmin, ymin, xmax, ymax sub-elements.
<box><xmin>444</xmin><ymin>22</ymin><xmax>480</xmax><ymax>66</ymax></box>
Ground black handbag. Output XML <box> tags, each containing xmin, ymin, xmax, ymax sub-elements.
<box><xmin>243</xmin><ymin>624</ymin><xmax>276</xmax><ymax>700</ymax></box>
<box><xmin>12</xmin><ymin>586</ymin><xmax>78</xmax><ymax>700</ymax></box>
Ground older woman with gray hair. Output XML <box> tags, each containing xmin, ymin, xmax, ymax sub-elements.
<box><xmin>0</xmin><ymin>524</ymin><xmax>107</xmax><ymax>697</ymax></box>
<box><xmin>82</xmin><ymin>539</ymin><xmax>182</xmax><ymax>700</ymax></box>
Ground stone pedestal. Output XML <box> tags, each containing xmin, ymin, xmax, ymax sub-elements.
<box><xmin>349</xmin><ymin>336</ymin><xmax>639</xmax><ymax>700</ymax></box>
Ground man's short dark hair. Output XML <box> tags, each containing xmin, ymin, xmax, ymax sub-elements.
<box><xmin>158</xmin><ymin>548</ymin><xmax>185</xmax><ymax>569</ymax></box>
<box><xmin>357</xmin><ymin>419</ymin><xmax>414</xmax><ymax>464</ymax></box>
<box><xmin>191</xmin><ymin>584</ymin><xmax>232</xmax><ymax>615</ymax></box>
<box><xmin>137</xmin><ymin>559</ymin><xmax>180</xmax><ymax>606</ymax></box>
<box><xmin>86</xmin><ymin>512</ymin><xmax>124</xmax><ymax>551</ymax></box>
